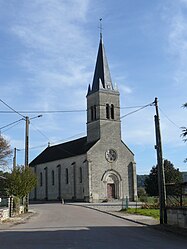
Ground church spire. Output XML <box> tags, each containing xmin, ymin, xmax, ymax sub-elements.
<box><xmin>89</xmin><ymin>33</ymin><xmax>114</xmax><ymax>94</ymax></box>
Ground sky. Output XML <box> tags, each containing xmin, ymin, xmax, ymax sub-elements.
<box><xmin>0</xmin><ymin>0</ymin><xmax>187</xmax><ymax>175</ymax></box>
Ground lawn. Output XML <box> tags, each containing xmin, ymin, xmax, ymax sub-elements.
<box><xmin>121</xmin><ymin>208</ymin><xmax>160</xmax><ymax>220</ymax></box>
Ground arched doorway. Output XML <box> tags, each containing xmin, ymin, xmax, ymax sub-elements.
<box><xmin>102</xmin><ymin>171</ymin><xmax>121</xmax><ymax>199</ymax></box>
<box><xmin>106</xmin><ymin>174</ymin><xmax>118</xmax><ymax>199</ymax></box>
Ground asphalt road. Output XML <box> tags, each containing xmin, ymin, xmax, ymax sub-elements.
<box><xmin>0</xmin><ymin>203</ymin><xmax>187</xmax><ymax>249</ymax></box>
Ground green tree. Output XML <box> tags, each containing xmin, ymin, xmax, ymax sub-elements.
<box><xmin>6</xmin><ymin>166</ymin><xmax>37</xmax><ymax>213</ymax></box>
<box><xmin>0</xmin><ymin>171</ymin><xmax>10</xmax><ymax>196</ymax></box>
<box><xmin>7</xmin><ymin>166</ymin><xmax>37</xmax><ymax>198</ymax></box>
<box><xmin>0</xmin><ymin>135</ymin><xmax>12</xmax><ymax>170</ymax></box>
<box><xmin>144</xmin><ymin>160</ymin><xmax>183</xmax><ymax>196</ymax></box>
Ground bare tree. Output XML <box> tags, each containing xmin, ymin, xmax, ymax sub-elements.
<box><xmin>0</xmin><ymin>135</ymin><xmax>12</xmax><ymax>170</ymax></box>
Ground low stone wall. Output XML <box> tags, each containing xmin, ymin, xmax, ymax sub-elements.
<box><xmin>0</xmin><ymin>205</ymin><xmax>25</xmax><ymax>221</ymax></box>
<box><xmin>167</xmin><ymin>207</ymin><xmax>187</xmax><ymax>228</ymax></box>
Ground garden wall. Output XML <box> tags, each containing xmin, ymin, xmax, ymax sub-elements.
<box><xmin>167</xmin><ymin>207</ymin><xmax>187</xmax><ymax>228</ymax></box>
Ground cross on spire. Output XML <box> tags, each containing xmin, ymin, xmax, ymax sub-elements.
<box><xmin>99</xmin><ymin>18</ymin><xmax>103</xmax><ymax>40</ymax></box>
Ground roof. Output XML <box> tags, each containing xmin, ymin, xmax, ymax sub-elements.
<box><xmin>30</xmin><ymin>136</ymin><xmax>97</xmax><ymax>166</ymax></box>
<box><xmin>87</xmin><ymin>37</ymin><xmax>114</xmax><ymax>95</ymax></box>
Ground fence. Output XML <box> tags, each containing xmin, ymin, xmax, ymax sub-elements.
<box><xmin>166</xmin><ymin>182</ymin><xmax>187</xmax><ymax>207</ymax></box>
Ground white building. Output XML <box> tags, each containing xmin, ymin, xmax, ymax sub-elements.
<box><xmin>30</xmin><ymin>36</ymin><xmax>137</xmax><ymax>202</ymax></box>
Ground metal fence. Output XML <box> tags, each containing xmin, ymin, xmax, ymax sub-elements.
<box><xmin>166</xmin><ymin>182</ymin><xmax>187</xmax><ymax>207</ymax></box>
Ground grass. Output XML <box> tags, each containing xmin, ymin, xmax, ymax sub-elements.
<box><xmin>121</xmin><ymin>208</ymin><xmax>160</xmax><ymax>220</ymax></box>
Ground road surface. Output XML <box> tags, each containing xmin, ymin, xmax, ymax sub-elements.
<box><xmin>0</xmin><ymin>203</ymin><xmax>186</xmax><ymax>249</ymax></box>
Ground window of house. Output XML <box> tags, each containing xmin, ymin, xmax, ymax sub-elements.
<box><xmin>80</xmin><ymin>167</ymin><xmax>82</xmax><ymax>183</ymax></box>
<box><xmin>106</xmin><ymin>104</ymin><xmax>110</xmax><ymax>119</ymax></box>
<box><xmin>91</xmin><ymin>106</ymin><xmax>94</xmax><ymax>121</ymax></box>
<box><xmin>111</xmin><ymin>104</ymin><xmax>114</xmax><ymax>119</ymax></box>
<box><xmin>93</xmin><ymin>105</ymin><xmax>96</xmax><ymax>120</ymax></box>
<box><xmin>40</xmin><ymin>172</ymin><xmax>43</xmax><ymax>186</ymax></box>
<box><xmin>91</xmin><ymin>105</ymin><xmax>97</xmax><ymax>121</ymax></box>
<box><xmin>66</xmin><ymin>168</ymin><xmax>69</xmax><ymax>184</ymax></box>
<box><xmin>52</xmin><ymin>170</ymin><xmax>55</xmax><ymax>186</ymax></box>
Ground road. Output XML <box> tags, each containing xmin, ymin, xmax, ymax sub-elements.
<box><xmin>0</xmin><ymin>203</ymin><xmax>187</xmax><ymax>249</ymax></box>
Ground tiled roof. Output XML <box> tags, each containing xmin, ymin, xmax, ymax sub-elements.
<box><xmin>30</xmin><ymin>136</ymin><xmax>97</xmax><ymax>166</ymax></box>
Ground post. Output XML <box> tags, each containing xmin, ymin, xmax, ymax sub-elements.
<box><xmin>25</xmin><ymin>116</ymin><xmax>29</xmax><ymax>212</ymax></box>
<box><xmin>25</xmin><ymin>116</ymin><xmax>29</xmax><ymax>167</ymax></box>
<box><xmin>13</xmin><ymin>148</ymin><xmax>16</xmax><ymax>169</ymax></box>
<box><xmin>154</xmin><ymin>97</ymin><xmax>167</xmax><ymax>224</ymax></box>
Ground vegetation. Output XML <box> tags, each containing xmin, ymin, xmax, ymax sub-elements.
<box><xmin>122</xmin><ymin>208</ymin><xmax>160</xmax><ymax>220</ymax></box>
<box><xmin>7</xmin><ymin>166</ymin><xmax>37</xmax><ymax>198</ymax></box>
<box><xmin>0</xmin><ymin>135</ymin><xmax>12</xmax><ymax>170</ymax></box>
<box><xmin>6</xmin><ymin>166</ymin><xmax>37</xmax><ymax>213</ymax></box>
<box><xmin>0</xmin><ymin>171</ymin><xmax>9</xmax><ymax>196</ymax></box>
<box><xmin>137</xmin><ymin>187</ymin><xmax>148</xmax><ymax>202</ymax></box>
<box><xmin>144</xmin><ymin>159</ymin><xmax>183</xmax><ymax>196</ymax></box>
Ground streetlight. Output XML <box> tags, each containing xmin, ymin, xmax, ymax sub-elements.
<box><xmin>24</xmin><ymin>115</ymin><xmax>42</xmax><ymax>212</ymax></box>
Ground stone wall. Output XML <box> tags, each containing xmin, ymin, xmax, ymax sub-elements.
<box><xmin>167</xmin><ymin>207</ymin><xmax>187</xmax><ymax>228</ymax></box>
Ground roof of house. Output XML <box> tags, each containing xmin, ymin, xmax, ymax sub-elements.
<box><xmin>30</xmin><ymin>136</ymin><xmax>97</xmax><ymax>166</ymax></box>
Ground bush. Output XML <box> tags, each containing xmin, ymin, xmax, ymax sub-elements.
<box><xmin>137</xmin><ymin>187</ymin><xmax>147</xmax><ymax>202</ymax></box>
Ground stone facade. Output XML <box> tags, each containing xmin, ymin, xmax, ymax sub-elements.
<box><xmin>30</xmin><ymin>37</ymin><xmax>137</xmax><ymax>202</ymax></box>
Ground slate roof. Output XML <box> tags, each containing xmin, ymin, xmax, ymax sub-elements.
<box><xmin>30</xmin><ymin>136</ymin><xmax>97</xmax><ymax>166</ymax></box>
<box><xmin>87</xmin><ymin>37</ymin><xmax>114</xmax><ymax>95</ymax></box>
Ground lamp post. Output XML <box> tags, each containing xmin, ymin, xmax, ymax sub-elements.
<box><xmin>24</xmin><ymin>115</ymin><xmax>42</xmax><ymax>212</ymax></box>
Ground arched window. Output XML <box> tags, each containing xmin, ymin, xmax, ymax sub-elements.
<box><xmin>51</xmin><ymin>170</ymin><xmax>55</xmax><ymax>186</ymax></box>
<box><xmin>80</xmin><ymin>167</ymin><xmax>82</xmax><ymax>183</ymax></box>
<box><xmin>91</xmin><ymin>105</ymin><xmax>97</xmax><ymax>121</ymax></box>
<box><xmin>66</xmin><ymin>168</ymin><xmax>69</xmax><ymax>184</ymax></box>
<box><xmin>40</xmin><ymin>172</ymin><xmax>43</xmax><ymax>186</ymax></box>
<box><xmin>91</xmin><ymin>106</ymin><xmax>94</xmax><ymax>121</ymax></box>
<box><xmin>106</xmin><ymin>104</ymin><xmax>110</xmax><ymax>119</ymax></box>
<box><xmin>111</xmin><ymin>104</ymin><xmax>114</xmax><ymax>119</ymax></box>
<box><xmin>93</xmin><ymin>105</ymin><xmax>96</xmax><ymax>120</ymax></box>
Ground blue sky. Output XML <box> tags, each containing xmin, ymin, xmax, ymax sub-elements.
<box><xmin>0</xmin><ymin>0</ymin><xmax>186</xmax><ymax>174</ymax></box>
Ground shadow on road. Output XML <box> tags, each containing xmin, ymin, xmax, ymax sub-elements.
<box><xmin>0</xmin><ymin>225</ymin><xmax>187</xmax><ymax>249</ymax></box>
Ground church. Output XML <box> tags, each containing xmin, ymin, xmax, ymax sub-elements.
<box><xmin>30</xmin><ymin>35</ymin><xmax>137</xmax><ymax>202</ymax></box>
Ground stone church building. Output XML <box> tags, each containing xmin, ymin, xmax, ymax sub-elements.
<box><xmin>30</xmin><ymin>36</ymin><xmax>137</xmax><ymax>202</ymax></box>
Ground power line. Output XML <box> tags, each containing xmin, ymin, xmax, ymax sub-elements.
<box><xmin>0</xmin><ymin>118</ymin><xmax>24</xmax><ymax>130</ymax></box>
<box><xmin>0</xmin><ymin>106</ymin><xmax>151</xmax><ymax>114</ymax></box>
<box><xmin>159</xmin><ymin>107</ymin><xmax>180</xmax><ymax>129</ymax></box>
<box><xmin>120</xmin><ymin>102</ymin><xmax>155</xmax><ymax>119</ymax></box>
<box><xmin>0</xmin><ymin>99</ymin><xmax>25</xmax><ymax>118</ymax></box>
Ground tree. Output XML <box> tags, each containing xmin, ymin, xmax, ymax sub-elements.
<box><xmin>6</xmin><ymin>166</ymin><xmax>37</xmax><ymax>199</ymax></box>
<box><xmin>0</xmin><ymin>171</ymin><xmax>10</xmax><ymax>196</ymax></box>
<box><xmin>6</xmin><ymin>166</ymin><xmax>37</xmax><ymax>213</ymax></box>
<box><xmin>0</xmin><ymin>135</ymin><xmax>12</xmax><ymax>170</ymax></box>
<box><xmin>144</xmin><ymin>160</ymin><xmax>183</xmax><ymax>196</ymax></box>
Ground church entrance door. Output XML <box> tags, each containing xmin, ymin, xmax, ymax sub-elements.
<box><xmin>107</xmin><ymin>183</ymin><xmax>115</xmax><ymax>199</ymax></box>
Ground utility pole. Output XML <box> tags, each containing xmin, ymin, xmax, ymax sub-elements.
<box><xmin>25</xmin><ymin>116</ymin><xmax>30</xmax><ymax>212</ymax></box>
<box><xmin>25</xmin><ymin>116</ymin><xmax>30</xmax><ymax>168</ymax></box>
<box><xmin>154</xmin><ymin>97</ymin><xmax>167</xmax><ymax>224</ymax></box>
<box><xmin>13</xmin><ymin>148</ymin><xmax>20</xmax><ymax>169</ymax></box>
<box><xmin>24</xmin><ymin>115</ymin><xmax>42</xmax><ymax>212</ymax></box>
<box><xmin>13</xmin><ymin>148</ymin><xmax>17</xmax><ymax>169</ymax></box>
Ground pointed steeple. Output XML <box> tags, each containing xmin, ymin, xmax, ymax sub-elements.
<box><xmin>90</xmin><ymin>37</ymin><xmax>114</xmax><ymax>94</ymax></box>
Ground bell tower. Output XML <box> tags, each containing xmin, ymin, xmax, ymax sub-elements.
<box><xmin>87</xmin><ymin>37</ymin><xmax>121</xmax><ymax>143</ymax></box>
